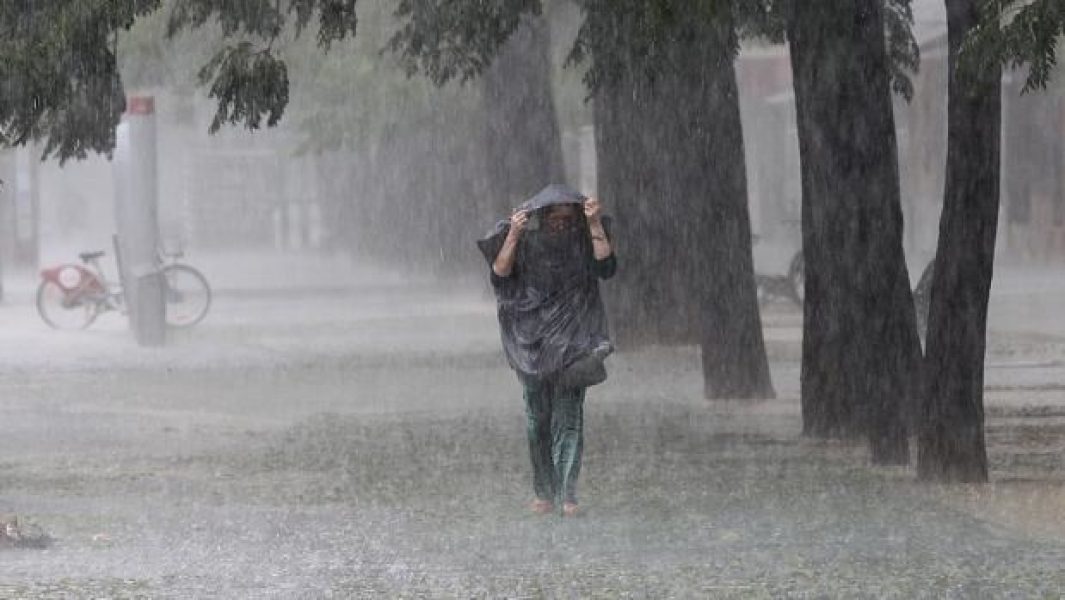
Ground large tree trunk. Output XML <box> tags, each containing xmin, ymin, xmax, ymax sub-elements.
<box><xmin>590</xmin><ymin>9</ymin><xmax>701</xmax><ymax>349</ymax></box>
<box><xmin>589</xmin><ymin>7</ymin><xmax>682</xmax><ymax>347</ymax></box>
<box><xmin>598</xmin><ymin>73</ymin><xmax>682</xmax><ymax>346</ymax></box>
<box><xmin>591</xmin><ymin>4</ymin><xmax>774</xmax><ymax>399</ymax></box>
<box><xmin>786</xmin><ymin>0</ymin><xmax>920</xmax><ymax>463</ymax></box>
<box><xmin>916</xmin><ymin>0</ymin><xmax>1001</xmax><ymax>483</ymax></box>
<box><xmin>682</xmin><ymin>7</ymin><xmax>774</xmax><ymax>399</ymax></box>
<box><xmin>482</xmin><ymin>15</ymin><xmax>567</xmax><ymax>216</ymax></box>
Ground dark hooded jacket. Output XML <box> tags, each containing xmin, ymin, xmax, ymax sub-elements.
<box><xmin>476</xmin><ymin>185</ymin><xmax>616</xmax><ymax>382</ymax></box>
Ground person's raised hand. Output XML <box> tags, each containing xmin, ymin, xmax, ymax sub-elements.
<box><xmin>508</xmin><ymin>209</ymin><xmax>529</xmax><ymax>238</ymax></box>
<box><xmin>584</xmin><ymin>197</ymin><xmax>602</xmax><ymax>225</ymax></box>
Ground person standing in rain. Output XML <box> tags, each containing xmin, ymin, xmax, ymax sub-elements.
<box><xmin>477</xmin><ymin>184</ymin><xmax>616</xmax><ymax>517</ymax></box>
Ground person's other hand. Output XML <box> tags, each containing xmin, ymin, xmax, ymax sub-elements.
<box><xmin>508</xmin><ymin>209</ymin><xmax>529</xmax><ymax>238</ymax></box>
<box><xmin>584</xmin><ymin>197</ymin><xmax>602</xmax><ymax>225</ymax></box>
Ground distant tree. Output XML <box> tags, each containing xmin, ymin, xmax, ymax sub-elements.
<box><xmin>389</xmin><ymin>5</ymin><xmax>567</xmax><ymax>231</ymax></box>
<box><xmin>281</xmin><ymin>2</ymin><xmax>490</xmax><ymax>270</ymax></box>
<box><xmin>479</xmin><ymin>16</ymin><xmax>567</xmax><ymax>216</ymax></box>
<box><xmin>782</xmin><ymin>0</ymin><xmax>921</xmax><ymax>464</ymax></box>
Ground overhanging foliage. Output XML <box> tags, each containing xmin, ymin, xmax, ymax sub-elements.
<box><xmin>0</xmin><ymin>0</ymin><xmax>161</xmax><ymax>162</ymax></box>
<box><xmin>964</xmin><ymin>0</ymin><xmax>1065</xmax><ymax>92</ymax></box>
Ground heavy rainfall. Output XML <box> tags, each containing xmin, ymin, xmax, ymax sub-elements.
<box><xmin>2</xmin><ymin>0</ymin><xmax>1065</xmax><ymax>597</ymax></box>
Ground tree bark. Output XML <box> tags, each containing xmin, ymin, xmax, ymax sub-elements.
<box><xmin>593</xmin><ymin>4</ymin><xmax>774</xmax><ymax>399</ymax></box>
<box><xmin>684</xmin><ymin>8</ymin><xmax>774</xmax><ymax>399</ymax></box>
<box><xmin>597</xmin><ymin>72</ymin><xmax>679</xmax><ymax>346</ymax></box>
<box><xmin>786</xmin><ymin>0</ymin><xmax>920</xmax><ymax>462</ymax></box>
<box><xmin>916</xmin><ymin>0</ymin><xmax>1000</xmax><ymax>483</ymax></box>
<box><xmin>481</xmin><ymin>15</ymin><xmax>567</xmax><ymax>216</ymax></box>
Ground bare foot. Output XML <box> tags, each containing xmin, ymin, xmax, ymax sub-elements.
<box><xmin>562</xmin><ymin>502</ymin><xmax>579</xmax><ymax>517</ymax></box>
<box><xmin>530</xmin><ymin>499</ymin><xmax>554</xmax><ymax>515</ymax></box>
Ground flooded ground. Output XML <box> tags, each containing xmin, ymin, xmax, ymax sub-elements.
<box><xmin>2</xmin><ymin>254</ymin><xmax>1065</xmax><ymax>597</ymax></box>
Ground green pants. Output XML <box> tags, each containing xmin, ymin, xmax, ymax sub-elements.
<box><xmin>523</xmin><ymin>379</ymin><xmax>586</xmax><ymax>505</ymax></box>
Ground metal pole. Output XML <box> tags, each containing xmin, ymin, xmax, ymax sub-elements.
<box><xmin>113</xmin><ymin>96</ymin><xmax>165</xmax><ymax>346</ymax></box>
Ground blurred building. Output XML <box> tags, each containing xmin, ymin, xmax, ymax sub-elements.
<box><xmin>177</xmin><ymin>112</ymin><xmax>325</xmax><ymax>253</ymax></box>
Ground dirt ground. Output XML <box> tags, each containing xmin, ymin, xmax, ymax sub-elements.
<box><xmin>2</xmin><ymin>256</ymin><xmax>1065</xmax><ymax>597</ymax></box>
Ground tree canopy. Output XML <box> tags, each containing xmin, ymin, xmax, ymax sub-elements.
<box><xmin>386</xmin><ymin>0</ymin><xmax>919</xmax><ymax>101</ymax></box>
<box><xmin>0</xmin><ymin>0</ymin><xmax>925</xmax><ymax>163</ymax></box>
<box><xmin>0</xmin><ymin>0</ymin><xmax>357</xmax><ymax>161</ymax></box>
<box><xmin>965</xmin><ymin>0</ymin><xmax>1065</xmax><ymax>92</ymax></box>
<box><xmin>166</xmin><ymin>0</ymin><xmax>357</xmax><ymax>133</ymax></box>
<box><xmin>0</xmin><ymin>0</ymin><xmax>159</xmax><ymax>162</ymax></box>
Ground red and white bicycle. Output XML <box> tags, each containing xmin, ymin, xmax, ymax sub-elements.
<box><xmin>37</xmin><ymin>250</ymin><xmax>211</xmax><ymax>330</ymax></box>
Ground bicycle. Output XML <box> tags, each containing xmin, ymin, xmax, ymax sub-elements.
<box><xmin>37</xmin><ymin>249</ymin><xmax>211</xmax><ymax>330</ymax></box>
<box><xmin>754</xmin><ymin>248</ymin><xmax>937</xmax><ymax>325</ymax></box>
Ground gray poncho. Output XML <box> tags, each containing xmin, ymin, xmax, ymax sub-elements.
<box><xmin>476</xmin><ymin>185</ymin><xmax>616</xmax><ymax>382</ymax></box>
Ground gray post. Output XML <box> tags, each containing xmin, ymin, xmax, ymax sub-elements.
<box><xmin>113</xmin><ymin>96</ymin><xmax>165</xmax><ymax>346</ymax></box>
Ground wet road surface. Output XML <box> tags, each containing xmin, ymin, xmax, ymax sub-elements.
<box><xmin>2</xmin><ymin>256</ymin><xmax>1065</xmax><ymax>597</ymax></box>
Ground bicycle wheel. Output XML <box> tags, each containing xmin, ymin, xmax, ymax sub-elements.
<box><xmin>36</xmin><ymin>280</ymin><xmax>99</xmax><ymax>330</ymax></box>
<box><xmin>161</xmin><ymin>264</ymin><xmax>211</xmax><ymax>328</ymax></box>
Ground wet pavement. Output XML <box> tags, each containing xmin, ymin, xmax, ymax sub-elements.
<box><xmin>1</xmin><ymin>254</ymin><xmax>1065</xmax><ymax>597</ymax></box>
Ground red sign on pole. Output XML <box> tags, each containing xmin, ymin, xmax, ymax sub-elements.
<box><xmin>127</xmin><ymin>96</ymin><xmax>155</xmax><ymax>116</ymax></box>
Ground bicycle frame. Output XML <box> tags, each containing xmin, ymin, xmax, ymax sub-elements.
<box><xmin>39</xmin><ymin>245</ymin><xmax>211</xmax><ymax>330</ymax></box>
